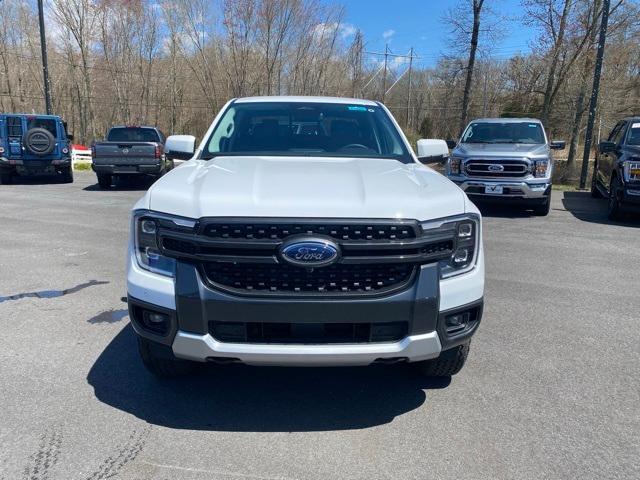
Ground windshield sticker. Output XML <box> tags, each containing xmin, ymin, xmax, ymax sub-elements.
<box><xmin>632</xmin><ymin>122</ymin><xmax>640</xmax><ymax>129</ymax></box>
<box><xmin>347</xmin><ymin>106</ymin><xmax>368</xmax><ymax>111</ymax></box>
<box><xmin>528</xmin><ymin>124</ymin><xmax>538</xmax><ymax>127</ymax></box>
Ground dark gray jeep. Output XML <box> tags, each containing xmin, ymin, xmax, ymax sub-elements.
<box><xmin>0</xmin><ymin>114</ymin><xmax>74</xmax><ymax>184</ymax></box>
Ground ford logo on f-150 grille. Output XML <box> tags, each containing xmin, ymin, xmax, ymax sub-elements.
<box><xmin>488</xmin><ymin>164</ymin><xmax>504</xmax><ymax>172</ymax></box>
<box><xmin>280</xmin><ymin>238</ymin><xmax>340</xmax><ymax>267</ymax></box>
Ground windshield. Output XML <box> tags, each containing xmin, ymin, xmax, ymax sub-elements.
<box><xmin>628</xmin><ymin>123</ymin><xmax>640</xmax><ymax>146</ymax></box>
<box><xmin>202</xmin><ymin>102</ymin><xmax>412</xmax><ymax>162</ymax></box>
<box><xmin>107</xmin><ymin>127</ymin><xmax>159</xmax><ymax>143</ymax></box>
<box><xmin>461</xmin><ymin>121</ymin><xmax>545</xmax><ymax>144</ymax></box>
<box><xmin>27</xmin><ymin>118</ymin><xmax>57</xmax><ymax>137</ymax></box>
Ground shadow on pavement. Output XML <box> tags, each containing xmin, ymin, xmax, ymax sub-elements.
<box><xmin>474</xmin><ymin>202</ymin><xmax>534</xmax><ymax>219</ymax></box>
<box><xmin>88</xmin><ymin>325</ymin><xmax>449</xmax><ymax>432</ymax></box>
<box><xmin>83</xmin><ymin>176</ymin><xmax>154</xmax><ymax>192</ymax></box>
<box><xmin>562</xmin><ymin>191</ymin><xmax>640</xmax><ymax>227</ymax></box>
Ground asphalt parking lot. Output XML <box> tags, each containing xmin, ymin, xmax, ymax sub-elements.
<box><xmin>0</xmin><ymin>171</ymin><xmax>638</xmax><ymax>480</ymax></box>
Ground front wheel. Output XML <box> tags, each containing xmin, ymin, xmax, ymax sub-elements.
<box><xmin>532</xmin><ymin>191</ymin><xmax>551</xmax><ymax>216</ymax></box>
<box><xmin>414</xmin><ymin>343</ymin><xmax>470</xmax><ymax>377</ymax></box>
<box><xmin>608</xmin><ymin>175</ymin><xmax>623</xmax><ymax>220</ymax></box>
<box><xmin>137</xmin><ymin>337</ymin><xmax>197</xmax><ymax>377</ymax></box>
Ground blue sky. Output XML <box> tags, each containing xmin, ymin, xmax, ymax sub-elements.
<box><xmin>342</xmin><ymin>0</ymin><xmax>539</xmax><ymax>67</ymax></box>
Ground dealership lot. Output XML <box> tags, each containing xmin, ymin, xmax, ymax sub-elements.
<box><xmin>0</xmin><ymin>172</ymin><xmax>638</xmax><ymax>480</ymax></box>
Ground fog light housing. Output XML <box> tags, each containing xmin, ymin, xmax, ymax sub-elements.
<box><xmin>141</xmin><ymin>310</ymin><xmax>170</xmax><ymax>335</ymax></box>
<box><xmin>445</xmin><ymin>312</ymin><xmax>470</xmax><ymax>334</ymax></box>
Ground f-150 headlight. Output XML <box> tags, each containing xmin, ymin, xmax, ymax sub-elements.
<box><xmin>420</xmin><ymin>214</ymin><xmax>480</xmax><ymax>278</ymax></box>
<box><xmin>624</xmin><ymin>160</ymin><xmax>640</xmax><ymax>182</ymax></box>
<box><xmin>534</xmin><ymin>159</ymin><xmax>549</xmax><ymax>178</ymax></box>
<box><xmin>449</xmin><ymin>157</ymin><xmax>462</xmax><ymax>175</ymax></box>
<box><xmin>133</xmin><ymin>211</ymin><xmax>183</xmax><ymax>277</ymax></box>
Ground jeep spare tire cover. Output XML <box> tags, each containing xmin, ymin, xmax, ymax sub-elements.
<box><xmin>23</xmin><ymin>128</ymin><xmax>56</xmax><ymax>156</ymax></box>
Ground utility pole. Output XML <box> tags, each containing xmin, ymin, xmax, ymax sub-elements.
<box><xmin>579</xmin><ymin>0</ymin><xmax>610</xmax><ymax>189</ymax></box>
<box><xmin>382</xmin><ymin>44</ymin><xmax>389</xmax><ymax>103</ymax></box>
<box><xmin>37</xmin><ymin>0</ymin><xmax>52</xmax><ymax>114</ymax></box>
<box><xmin>406</xmin><ymin>47</ymin><xmax>413</xmax><ymax>129</ymax></box>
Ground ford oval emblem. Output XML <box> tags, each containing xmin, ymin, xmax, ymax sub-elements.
<box><xmin>488</xmin><ymin>164</ymin><xmax>504</xmax><ymax>172</ymax></box>
<box><xmin>280</xmin><ymin>238</ymin><xmax>340</xmax><ymax>267</ymax></box>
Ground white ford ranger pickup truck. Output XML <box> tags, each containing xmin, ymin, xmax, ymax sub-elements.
<box><xmin>127</xmin><ymin>96</ymin><xmax>484</xmax><ymax>378</ymax></box>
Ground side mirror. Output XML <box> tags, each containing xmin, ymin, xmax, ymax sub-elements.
<box><xmin>165</xmin><ymin>135</ymin><xmax>196</xmax><ymax>160</ymax></box>
<box><xmin>598</xmin><ymin>140</ymin><xmax>616</xmax><ymax>153</ymax></box>
<box><xmin>550</xmin><ymin>140</ymin><xmax>565</xmax><ymax>150</ymax></box>
<box><xmin>446</xmin><ymin>139</ymin><xmax>457</xmax><ymax>149</ymax></box>
<box><xmin>417</xmin><ymin>139</ymin><xmax>449</xmax><ymax>164</ymax></box>
<box><xmin>67</xmin><ymin>134</ymin><xmax>74</xmax><ymax>142</ymax></box>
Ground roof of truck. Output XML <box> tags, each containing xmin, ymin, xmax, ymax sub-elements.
<box><xmin>468</xmin><ymin>117</ymin><xmax>542</xmax><ymax>123</ymax></box>
<box><xmin>233</xmin><ymin>96</ymin><xmax>379</xmax><ymax>106</ymax></box>
<box><xmin>0</xmin><ymin>113</ymin><xmax>62</xmax><ymax>119</ymax></box>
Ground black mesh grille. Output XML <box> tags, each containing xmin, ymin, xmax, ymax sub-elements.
<box><xmin>202</xmin><ymin>262</ymin><xmax>415</xmax><ymax>295</ymax></box>
<box><xmin>202</xmin><ymin>222</ymin><xmax>416</xmax><ymax>241</ymax></box>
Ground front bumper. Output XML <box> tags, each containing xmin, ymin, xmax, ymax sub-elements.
<box><xmin>621</xmin><ymin>186</ymin><xmax>640</xmax><ymax>211</ymax></box>
<box><xmin>92</xmin><ymin>163</ymin><xmax>161</xmax><ymax>175</ymax></box>
<box><xmin>452</xmin><ymin>177</ymin><xmax>551</xmax><ymax>201</ymax></box>
<box><xmin>127</xmin><ymin>247</ymin><xmax>485</xmax><ymax>366</ymax></box>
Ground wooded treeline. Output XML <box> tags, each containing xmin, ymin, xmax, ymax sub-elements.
<box><xmin>0</xmin><ymin>0</ymin><xmax>638</xmax><ymax>174</ymax></box>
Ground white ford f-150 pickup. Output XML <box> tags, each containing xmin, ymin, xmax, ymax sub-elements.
<box><xmin>127</xmin><ymin>96</ymin><xmax>485</xmax><ymax>378</ymax></box>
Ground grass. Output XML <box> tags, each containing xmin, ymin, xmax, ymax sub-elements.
<box><xmin>73</xmin><ymin>162</ymin><xmax>92</xmax><ymax>171</ymax></box>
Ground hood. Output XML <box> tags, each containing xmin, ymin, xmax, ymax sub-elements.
<box><xmin>146</xmin><ymin>156</ymin><xmax>466</xmax><ymax>221</ymax></box>
<box><xmin>454</xmin><ymin>143</ymin><xmax>549</xmax><ymax>158</ymax></box>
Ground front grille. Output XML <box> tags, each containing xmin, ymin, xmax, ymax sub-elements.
<box><xmin>465</xmin><ymin>159</ymin><xmax>529</xmax><ymax>178</ymax></box>
<box><xmin>202</xmin><ymin>221</ymin><xmax>416</xmax><ymax>241</ymax></box>
<box><xmin>202</xmin><ymin>262</ymin><xmax>415</xmax><ymax>295</ymax></box>
<box><xmin>465</xmin><ymin>186</ymin><xmax>525</xmax><ymax>195</ymax></box>
<box><xmin>210</xmin><ymin>321</ymin><xmax>408</xmax><ymax>344</ymax></box>
<box><xmin>158</xmin><ymin>218</ymin><xmax>457</xmax><ymax>298</ymax></box>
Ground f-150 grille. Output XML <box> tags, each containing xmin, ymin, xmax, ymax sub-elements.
<box><xmin>202</xmin><ymin>221</ymin><xmax>417</xmax><ymax>241</ymax></box>
<box><xmin>465</xmin><ymin>159</ymin><xmax>529</xmax><ymax>178</ymax></box>
<box><xmin>202</xmin><ymin>262</ymin><xmax>415</xmax><ymax>295</ymax></box>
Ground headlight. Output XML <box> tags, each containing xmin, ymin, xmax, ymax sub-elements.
<box><xmin>420</xmin><ymin>214</ymin><xmax>480</xmax><ymax>278</ymax></box>
<box><xmin>133</xmin><ymin>211</ymin><xmax>191</xmax><ymax>277</ymax></box>
<box><xmin>533</xmin><ymin>159</ymin><xmax>549</xmax><ymax>178</ymax></box>
<box><xmin>624</xmin><ymin>160</ymin><xmax>640</xmax><ymax>182</ymax></box>
<box><xmin>449</xmin><ymin>157</ymin><xmax>463</xmax><ymax>175</ymax></box>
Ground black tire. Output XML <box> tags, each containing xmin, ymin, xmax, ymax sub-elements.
<box><xmin>608</xmin><ymin>175</ymin><xmax>623</xmax><ymax>220</ymax></box>
<box><xmin>60</xmin><ymin>166</ymin><xmax>74</xmax><ymax>183</ymax></box>
<box><xmin>137</xmin><ymin>336</ymin><xmax>196</xmax><ymax>377</ymax></box>
<box><xmin>0</xmin><ymin>173</ymin><xmax>12</xmax><ymax>185</ymax></box>
<box><xmin>23</xmin><ymin>127</ymin><xmax>56</xmax><ymax>156</ymax></box>
<box><xmin>532</xmin><ymin>191</ymin><xmax>551</xmax><ymax>216</ymax></box>
<box><xmin>415</xmin><ymin>342</ymin><xmax>470</xmax><ymax>377</ymax></box>
<box><xmin>591</xmin><ymin>165</ymin><xmax>603</xmax><ymax>198</ymax></box>
<box><xmin>97</xmin><ymin>173</ymin><xmax>112</xmax><ymax>189</ymax></box>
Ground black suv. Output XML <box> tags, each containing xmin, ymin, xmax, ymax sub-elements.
<box><xmin>592</xmin><ymin>117</ymin><xmax>640</xmax><ymax>219</ymax></box>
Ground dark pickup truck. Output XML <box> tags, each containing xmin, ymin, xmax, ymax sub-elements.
<box><xmin>592</xmin><ymin>117</ymin><xmax>640</xmax><ymax>219</ymax></box>
<box><xmin>91</xmin><ymin>126</ymin><xmax>173</xmax><ymax>188</ymax></box>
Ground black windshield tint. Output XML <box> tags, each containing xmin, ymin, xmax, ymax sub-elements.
<box><xmin>461</xmin><ymin>122</ymin><xmax>545</xmax><ymax>144</ymax></box>
<box><xmin>27</xmin><ymin>118</ymin><xmax>57</xmax><ymax>137</ymax></box>
<box><xmin>627</xmin><ymin>125</ymin><xmax>640</xmax><ymax>146</ymax></box>
<box><xmin>108</xmin><ymin>128</ymin><xmax>160</xmax><ymax>143</ymax></box>
<box><xmin>202</xmin><ymin>102</ymin><xmax>412</xmax><ymax>162</ymax></box>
